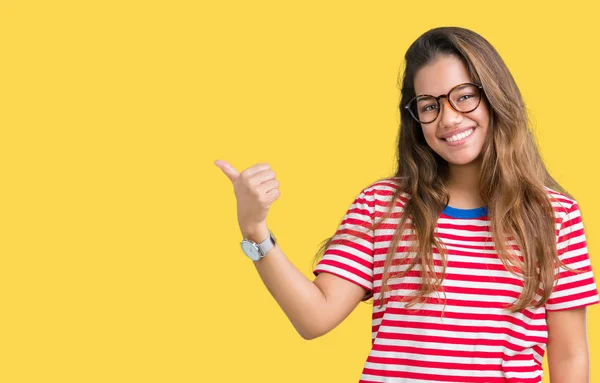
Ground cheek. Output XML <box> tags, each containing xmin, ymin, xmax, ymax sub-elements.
<box><xmin>474</xmin><ymin>101</ymin><xmax>490</xmax><ymax>129</ymax></box>
<box><xmin>421</xmin><ymin>126</ymin><xmax>438</xmax><ymax>146</ymax></box>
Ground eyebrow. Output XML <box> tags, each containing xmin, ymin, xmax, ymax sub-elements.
<box><xmin>415</xmin><ymin>83</ymin><xmax>474</xmax><ymax>98</ymax></box>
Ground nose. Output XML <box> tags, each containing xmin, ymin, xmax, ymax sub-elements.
<box><xmin>438</xmin><ymin>97</ymin><xmax>463</xmax><ymax>128</ymax></box>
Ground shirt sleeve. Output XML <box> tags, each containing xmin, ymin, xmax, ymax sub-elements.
<box><xmin>545</xmin><ymin>202</ymin><xmax>600</xmax><ymax>311</ymax></box>
<box><xmin>313</xmin><ymin>188</ymin><xmax>375</xmax><ymax>301</ymax></box>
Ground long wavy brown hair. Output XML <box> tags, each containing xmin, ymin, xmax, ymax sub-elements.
<box><xmin>313</xmin><ymin>27</ymin><xmax>580</xmax><ymax>313</ymax></box>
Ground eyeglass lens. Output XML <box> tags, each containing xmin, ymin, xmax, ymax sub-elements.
<box><xmin>412</xmin><ymin>84</ymin><xmax>481</xmax><ymax>124</ymax></box>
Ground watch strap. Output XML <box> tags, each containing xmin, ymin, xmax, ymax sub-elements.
<box><xmin>257</xmin><ymin>231</ymin><xmax>276</xmax><ymax>257</ymax></box>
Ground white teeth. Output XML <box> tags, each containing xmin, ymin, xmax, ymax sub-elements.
<box><xmin>446</xmin><ymin>128</ymin><xmax>474</xmax><ymax>143</ymax></box>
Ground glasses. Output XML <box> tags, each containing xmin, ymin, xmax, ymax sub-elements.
<box><xmin>404</xmin><ymin>83</ymin><xmax>483</xmax><ymax>124</ymax></box>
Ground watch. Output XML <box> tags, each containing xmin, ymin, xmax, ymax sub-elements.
<box><xmin>240</xmin><ymin>231</ymin><xmax>277</xmax><ymax>262</ymax></box>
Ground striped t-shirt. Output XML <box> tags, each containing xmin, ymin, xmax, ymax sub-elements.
<box><xmin>313</xmin><ymin>177</ymin><xmax>600</xmax><ymax>383</ymax></box>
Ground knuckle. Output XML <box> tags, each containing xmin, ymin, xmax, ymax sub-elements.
<box><xmin>239</xmin><ymin>170</ymin><xmax>250</xmax><ymax>181</ymax></box>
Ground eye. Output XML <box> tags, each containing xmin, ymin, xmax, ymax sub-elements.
<box><xmin>420</xmin><ymin>104</ymin><xmax>438</xmax><ymax>113</ymax></box>
<box><xmin>457</xmin><ymin>94</ymin><xmax>474</xmax><ymax>102</ymax></box>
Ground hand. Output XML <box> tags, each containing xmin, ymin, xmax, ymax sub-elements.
<box><xmin>214</xmin><ymin>160</ymin><xmax>281</xmax><ymax>239</ymax></box>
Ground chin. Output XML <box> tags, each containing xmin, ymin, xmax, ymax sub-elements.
<box><xmin>441</xmin><ymin>153</ymin><xmax>482</xmax><ymax>166</ymax></box>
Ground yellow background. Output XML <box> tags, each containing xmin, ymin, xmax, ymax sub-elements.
<box><xmin>1</xmin><ymin>0</ymin><xmax>599</xmax><ymax>382</ymax></box>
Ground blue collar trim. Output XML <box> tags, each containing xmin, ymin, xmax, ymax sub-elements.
<box><xmin>442</xmin><ymin>205</ymin><xmax>488</xmax><ymax>219</ymax></box>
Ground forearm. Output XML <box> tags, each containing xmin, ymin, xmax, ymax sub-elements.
<box><xmin>548</xmin><ymin>354</ymin><xmax>589</xmax><ymax>383</ymax></box>
<box><xmin>247</xmin><ymin>230</ymin><xmax>327</xmax><ymax>339</ymax></box>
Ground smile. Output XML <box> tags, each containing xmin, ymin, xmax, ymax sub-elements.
<box><xmin>445</xmin><ymin>128</ymin><xmax>474</xmax><ymax>143</ymax></box>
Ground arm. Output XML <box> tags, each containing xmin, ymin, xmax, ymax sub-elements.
<box><xmin>546</xmin><ymin>307</ymin><xmax>590</xmax><ymax>383</ymax></box>
<box><xmin>247</xmin><ymin>226</ymin><xmax>367</xmax><ymax>340</ymax></box>
<box><xmin>214</xmin><ymin>161</ymin><xmax>370</xmax><ymax>341</ymax></box>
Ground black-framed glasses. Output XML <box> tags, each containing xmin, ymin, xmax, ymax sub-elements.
<box><xmin>404</xmin><ymin>82</ymin><xmax>483</xmax><ymax>124</ymax></box>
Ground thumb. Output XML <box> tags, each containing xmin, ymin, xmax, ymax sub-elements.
<box><xmin>214</xmin><ymin>159</ymin><xmax>240</xmax><ymax>183</ymax></box>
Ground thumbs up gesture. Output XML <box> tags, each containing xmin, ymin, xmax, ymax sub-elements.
<box><xmin>214</xmin><ymin>160</ymin><xmax>281</xmax><ymax>238</ymax></box>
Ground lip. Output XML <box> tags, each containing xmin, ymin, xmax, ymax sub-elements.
<box><xmin>440</xmin><ymin>126</ymin><xmax>476</xmax><ymax>140</ymax></box>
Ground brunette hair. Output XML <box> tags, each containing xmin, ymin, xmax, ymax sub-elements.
<box><xmin>314</xmin><ymin>26</ymin><xmax>579</xmax><ymax>313</ymax></box>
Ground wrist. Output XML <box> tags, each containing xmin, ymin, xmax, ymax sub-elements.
<box><xmin>240</xmin><ymin>228</ymin><xmax>277</xmax><ymax>262</ymax></box>
<box><xmin>241</xmin><ymin>225</ymin><xmax>269</xmax><ymax>243</ymax></box>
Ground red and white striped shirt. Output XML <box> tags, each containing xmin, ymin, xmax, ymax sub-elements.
<box><xmin>314</xmin><ymin>177</ymin><xmax>600</xmax><ymax>383</ymax></box>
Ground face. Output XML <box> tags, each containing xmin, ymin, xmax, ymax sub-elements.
<box><xmin>412</xmin><ymin>55</ymin><xmax>489</xmax><ymax>167</ymax></box>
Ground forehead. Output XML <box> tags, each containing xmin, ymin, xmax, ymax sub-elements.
<box><xmin>413</xmin><ymin>55</ymin><xmax>473</xmax><ymax>96</ymax></box>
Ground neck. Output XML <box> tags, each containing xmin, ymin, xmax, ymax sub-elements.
<box><xmin>445</xmin><ymin>157</ymin><xmax>484</xmax><ymax>208</ymax></box>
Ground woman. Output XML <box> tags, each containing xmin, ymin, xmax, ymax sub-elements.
<box><xmin>215</xmin><ymin>27</ymin><xmax>599</xmax><ymax>382</ymax></box>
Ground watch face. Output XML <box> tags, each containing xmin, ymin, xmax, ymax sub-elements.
<box><xmin>241</xmin><ymin>241</ymin><xmax>260</xmax><ymax>261</ymax></box>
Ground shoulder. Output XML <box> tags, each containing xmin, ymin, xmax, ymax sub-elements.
<box><xmin>359</xmin><ymin>176</ymin><xmax>411</xmax><ymax>208</ymax></box>
<box><xmin>544</xmin><ymin>186</ymin><xmax>580</xmax><ymax>223</ymax></box>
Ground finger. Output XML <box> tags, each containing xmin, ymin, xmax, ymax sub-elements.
<box><xmin>264</xmin><ymin>187</ymin><xmax>281</xmax><ymax>205</ymax></box>
<box><xmin>243</xmin><ymin>163</ymin><xmax>271</xmax><ymax>178</ymax></box>
<box><xmin>257</xmin><ymin>178</ymin><xmax>280</xmax><ymax>194</ymax></box>
<box><xmin>214</xmin><ymin>160</ymin><xmax>240</xmax><ymax>183</ymax></box>
<box><xmin>250</xmin><ymin>169</ymin><xmax>276</xmax><ymax>186</ymax></box>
